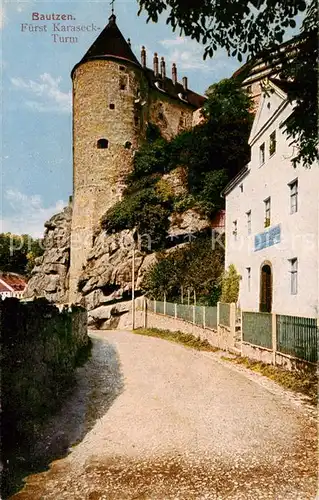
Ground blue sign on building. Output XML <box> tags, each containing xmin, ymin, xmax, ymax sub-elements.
<box><xmin>254</xmin><ymin>224</ymin><xmax>281</xmax><ymax>251</ymax></box>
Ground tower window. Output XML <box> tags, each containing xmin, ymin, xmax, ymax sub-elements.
<box><xmin>109</xmin><ymin>103</ymin><xmax>115</xmax><ymax>110</ymax></box>
<box><xmin>124</xmin><ymin>141</ymin><xmax>132</xmax><ymax>149</ymax></box>
<box><xmin>119</xmin><ymin>65</ymin><xmax>125</xmax><ymax>71</ymax></box>
<box><xmin>97</xmin><ymin>138</ymin><xmax>109</xmax><ymax>149</ymax></box>
<box><xmin>119</xmin><ymin>76</ymin><xmax>127</xmax><ymax>90</ymax></box>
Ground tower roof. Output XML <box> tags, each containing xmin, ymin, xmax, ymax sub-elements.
<box><xmin>74</xmin><ymin>14</ymin><xmax>141</xmax><ymax>72</ymax></box>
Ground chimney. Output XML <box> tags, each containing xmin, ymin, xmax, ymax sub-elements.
<box><xmin>127</xmin><ymin>38</ymin><xmax>131</xmax><ymax>48</ymax></box>
<box><xmin>153</xmin><ymin>53</ymin><xmax>159</xmax><ymax>77</ymax></box>
<box><xmin>160</xmin><ymin>57</ymin><xmax>166</xmax><ymax>79</ymax></box>
<box><xmin>141</xmin><ymin>46</ymin><xmax>146</xmax><ymax>68</ymax></box>
<box><xmin>172</xmin><ymin>63</ymin><xmax>177</xmax><ymax>85</ymax></box>
<box><xmin>182</xmin><ymin>76</ymin><xmax>188</xmax><ymax>91</ymax></box>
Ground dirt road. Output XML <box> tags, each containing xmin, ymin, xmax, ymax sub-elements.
<box><xmin>11</xmin><ymin>330</ymin><xmax>317</xmax><ymax>499</ymax></box>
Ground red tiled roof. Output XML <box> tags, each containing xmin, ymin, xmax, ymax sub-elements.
<box><xmin>0</xmin><ymin>281</ymin><xmax>11</xmax><ymax>293</ymax></box>
<box><xmin>0</xmin><ymin>273</ymin><xmax>27</xmax><ymax>291</ymax></box>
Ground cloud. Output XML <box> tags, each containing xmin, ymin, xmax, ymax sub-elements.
<box><xmin>1</xmin><ymin>189</ymin><xmax>66</xmax><ymax>238</ymax></box>
<box><xmin>160</xmin><ymin>36</ymin><xmax>239</xmax><ymax>75</ymax></box>
<box><xmin>11</xmin><ymin>73</ymin><xmax>72</xmax><ymax>113</ymax></box>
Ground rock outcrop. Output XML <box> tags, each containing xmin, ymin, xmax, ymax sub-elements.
<box><xmin>24</xmin><ymin>203</ymin><xmax>213</xmax><ymax>328</ymax></box>
<box><xmin>24</xmin><ymin>207</ymin><xmax>72</xmax><ymax>303</ymax></box>
<box><xmin>77</xmin><ymin>230</ymin><xmax>157</xmax><ymax>327</ymax></box>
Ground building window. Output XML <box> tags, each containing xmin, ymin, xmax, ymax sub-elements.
<box><xmin>119</xmin><ymin>76</ymin><xmax>127</xmax><ymax>90</ymax></box>
<box><xmin>264</xmin><ymin>197</ymin><xmax>271</xmax><ymax>228</ymax></box>
<box><xmin>289</xmin><ymin>258</ymin><xmax>298</xmax><ymax>295</ymax></box>
<box><xmin>259</xmin><ymin>143</ymin><xmax>265</xmax><ymax>166</ymax></box>
<box><xmin>269</xmin><ymin>130</ymin><xmax>276</xmax><ymax>156</ymax></box>
<box><xmin>246</xmin><ymin>210</ymin><xmax>251</xmax><ymax>235</ymax></box>
<box><xmin>124</xmin><ymin>141</ymin><xmax>132</xmax><ymax>149</ymax></box>
<box><xmin>233</xmin><ymin>220</ymin><xmax>238</xmax><ymax>241</ymax></box>
<box><xmin>248</xmin><ymin>268</ymin><xmax>251</xmax><ymax>292</ymax></box>
<box><xmin>246</xmin><ymin>85</ymin><xmax>252</xmax><ymax>94</ymax></box>
<box><xmin>97</xmin><ymin>138</ymin><xmax>108</xmax><ymax>149</ymax></box>
<box><xmin>109</xmin><ymin>103</ymin><xmax>115</xmax><ymax>110</ymax></box>
<box><xmin>119</xmin><ymin>65</ymin><xmax>125</xmax><ymax>71</ymax></box>
<box><xmin>289</xmin><ymin>179</ymin><xmax>298</xmax><ymax>214</ymax></box>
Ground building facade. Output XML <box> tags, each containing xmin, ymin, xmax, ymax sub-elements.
<box><xmin>223</xmin><ymin>80</ymin><xmax>319</xmax><ymax>318</ymax></box>
<box><xmin>69</xmin><ymin>14</ymin><xmax>205</xmax><ymax>301</ymax></box>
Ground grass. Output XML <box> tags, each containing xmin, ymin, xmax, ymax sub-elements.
<box><xmin>133</xmin><ymin>327</ymin><xmax>219</xmax><ymax>352</ymax></box>
<box><xmin>221</xmin><ymin>355</ymin><xmax>318</xmax><ymax>406</ymax></box>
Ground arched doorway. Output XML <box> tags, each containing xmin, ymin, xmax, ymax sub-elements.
<box><xmin>259</xmin><ymin>262</ymin><xmax>272</xmax><ymax>312</ymax></box>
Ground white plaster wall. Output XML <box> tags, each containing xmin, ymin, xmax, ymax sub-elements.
<box><xmin>225</xmin><ymin>94</ymin><xmax>319</xmax><ymax>318</ymax></box>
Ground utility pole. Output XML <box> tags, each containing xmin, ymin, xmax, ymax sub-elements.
<box><xmin>131</xmin><ymin>239</ymin><xmax>136</xmax><ymax>330</ymax></box>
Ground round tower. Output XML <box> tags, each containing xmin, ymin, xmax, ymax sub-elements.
<box><xmin>69</xmin><ymin>14</ymin><xmax>148</xmax><ymax>301</ymax></box>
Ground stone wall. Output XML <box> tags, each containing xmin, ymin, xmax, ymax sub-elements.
<box><xmin>149</xmin><ymin>90</ymin><xmax>194</xmax><ymax>140</ymax></box>
<box><xmin>133</xmin><ymin>309</ymin><xmax>236</xmax><ymax>351</ymax></box>
<box><xmin>0</xmin><ymin>297</ymin><xmax>89</xmax><ymax>484</ymax></box>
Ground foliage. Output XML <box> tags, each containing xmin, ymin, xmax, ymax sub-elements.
<box><xmin>279</xmin><ymin>13</ymin><xmax>318</xmax><ymax>166</ymax></box>
<box><xmin>101</xmin><ymin>187</ymin><xmax>171</xmax><ymax>251</ymax></box>
<box><xmin>220</xmin><ymin>264</ymin><xmax>241</xmax><ymax>304</ymax></box>
<box><xmin>134</xmin><ymin>328</ymin><xmax>219</xmax><ymax>352</ymax></box>
<box><xmin>101</xmin><ymin>79</ymin><xmax>252</xmax><ymax>247</ymax></box>
<box><xmin>138</xmin><ymin>0</ymin><xmax>317</xmax><ymax>166</ymax></box>
<box><xmin>138</xmin><ymin>0</ymin><xmax>309</xmax><ymax>60</ymax></box>
<box><xmin>0</xmin><ymin>233</ymin><xmax>44</xmax><ymax>277</ymax></box>
<box><xmin>141</xmin><ymin>236</ymin><xmax>225</xmax><ymax>304</ymax></box>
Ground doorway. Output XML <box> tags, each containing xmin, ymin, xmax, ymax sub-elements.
<box><xmin>260</xmin><ymin>263</ymin><xmax>272</xmax><ymax>312</ymax></box>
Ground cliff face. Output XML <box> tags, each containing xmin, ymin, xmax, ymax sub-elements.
<box><xmin>25</xmin><ymin>203</ymin><xmax>211</xmax><ymax>327</ymax></box>
<box><xmin>24</xmin><ymin>207</ymin><xmax>72</xmax><ymax>303</ymax></box>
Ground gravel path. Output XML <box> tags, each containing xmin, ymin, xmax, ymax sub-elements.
<box><xmin>11</xmin><ymin>330</ymin><xmax>318</xmax><ymax>499</ymax></box>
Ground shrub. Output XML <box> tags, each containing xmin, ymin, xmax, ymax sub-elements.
<box><xmin>220</xmin><ymin>264</ymin><xmax>241</xmax><ymax>303</ymax></box>
<box><xmin>141</xmin><ymin>236</ymin><xmax>224</xmax><ymax>303</ymax></box>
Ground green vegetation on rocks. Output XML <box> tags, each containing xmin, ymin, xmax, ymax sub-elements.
<box><xmin>141</xmin><ymin>236</ymin><xmax>224</xmax><ymax>305</ymax></box>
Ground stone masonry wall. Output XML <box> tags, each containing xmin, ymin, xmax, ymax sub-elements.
<box><xmin>0</xmin><ymin>297</ymin><xmax>89</xmax><ymax>488</ymax></box>
<box><xmin>149</xmin><ymin>90</ymin><xmax>194</xmax><ymax>140</ymax></box>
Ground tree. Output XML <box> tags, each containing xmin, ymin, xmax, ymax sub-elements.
<box><xmin>138</xmin><ymin>0</ymin><xmax>318</xmax><ymax>166</ymax></box>
<box><xmin>220</xmin><ymin>264</ymin><xmax>241</xmax><ymax>304</ymax></box>
<box><xmin>0</xmin><ymin>233</ymin><xmax>44</xmax><ymax>277</ymax></box>
<box><xmin>141</xmin><ymin>236</ymin><xmax>225</xmax><ymax>304</ymax></box>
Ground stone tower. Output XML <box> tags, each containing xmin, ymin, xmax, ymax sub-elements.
<box><xmin>69</xmin><ymin>14</ymin><xmax>205</xmax><ymax>302</ymax></box>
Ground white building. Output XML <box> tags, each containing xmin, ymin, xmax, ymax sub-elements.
<box><xmin>223</xmin><ymin>79</ymin><xmax>319</xmax><ymax>318</ymax></box>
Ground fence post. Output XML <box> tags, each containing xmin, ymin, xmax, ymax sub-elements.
<box><xmin>164</xmin><ymin>293</ymin><xmax>166</xmax><ymax>315</ymax></box>
<box><xmin>143</xmin><ymin>297</ymin><xmax>147</xmax><ymax>328</ymax></box>
<box><xmin>203</xmin><ymin>306</ymin><xmax>206</xmax><ymax>329</ymax></box>
<box><xmin>240</xmin><ymin>309</ymin><xmax>243</xmax><ymax>356</ymax></box>
<box><xmin>193</xmin><ymin>304</ymin><xmax>195</xmax><ymax>324</ymax></box>
<box><xmin>230</xmin><ymin>303</ymin><xmax>236</xmax><ymax>347</ymax></box>
<box><xmin>217</xmin><ymin>302</ymin><xmax>220</xmax><ymax>335</ymax></box>
<box><xmin>154</xmin><ymin>299</ymin><xmax>157</xmax><ymax>314</ymax></box>
<box><xmin>174</xmin><ymin>303</ymin><xmax>177</xmax><ymax>319</ymax></box>
<box><xmin>272</xmin><ymin>312</ymin><xmax>277</xmax><ymax>365</ymax></box>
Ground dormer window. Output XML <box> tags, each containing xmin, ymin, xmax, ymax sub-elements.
<box><xmin>97</xmin><ymin>138</ymin><xmax>108</xmax><ymax>149</ymax></box>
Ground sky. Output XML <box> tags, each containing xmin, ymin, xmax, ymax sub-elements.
<box><xmin>0</xmin><ymin>0</ymin><xmax>302</xmax><ymax>238</ymax></box>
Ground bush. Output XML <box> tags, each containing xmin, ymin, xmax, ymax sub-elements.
<box><xmin>220</xmin><ymin>264</ymin><xmax>241</xmax><ymax>303</ymax></box>
<box><xmin>141</xmin><ymin>236</ymin><xmax>224</xmax><ymax>303</ymax></box>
